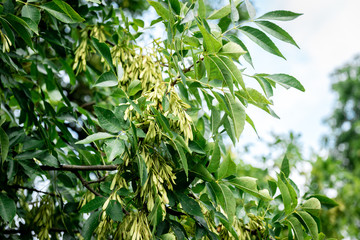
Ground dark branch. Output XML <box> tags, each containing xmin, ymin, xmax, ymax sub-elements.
<box><xmin>2</xmin><ymin>228</ymin><xmax>79</xmax><ymax>235</ymax></box>
<box><xmin>171</xmin><ymin>57</ymin><xmax>204</xmax><ymax>87</ymax></box>
<box><xmin>8</xmin><ymin>185</ymin><xmax>59</xmax><ymax>197</ymax></box>
<box><xmin>88</xmin><ymin>175</ymin><xmax>107</xmax><ymax>184</ymax></box>
<box><xmin>40</xmin><ymin>164</ymin><xmax>118</xmax><ymax>171</ymax></box>
<box><xmin>74</xmin><ymin>171</ymin><xmax>104</xmax><ymax>198</ymax></box>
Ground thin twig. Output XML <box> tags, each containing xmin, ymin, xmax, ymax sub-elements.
<box><xmin>40</xmin><ymin>164</ymin><xmax>118</xmax><ymax>171</ymax></box>
<box><xmin>2</xmin><ymin>228</ymin><xmax>79</xmax><ymax>234</ymax></box>
<box><xmin>7</xmin><ymin>185</ymin><xmax>59</xmax><ymax>197</ymax></box>
<box><xmin>74</xmin><ymin>171</ymin><xmax>104</xmax><ymax>198</ymax></box>
<box><xmin>88</xmin><ymin>175</ymin><xmax>107</xmax><ymax>184</ymax></box>
<box><xmin>170</xmin><ymin>57</ymin><xmax>204</xmax><ymax>87</ymax></box>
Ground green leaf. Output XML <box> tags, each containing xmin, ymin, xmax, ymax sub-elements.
<box><xmin>230</xmin><ymin>0</ymin><xmax>239</xmax><ymax>22</ymax></box>
<box><xmin>0</xmin><ymin>126</ymin><xmax>9</xmax><ymax>164</ymax></box>
<box><xmin>183</xmin><ymin>36</ymin><xmax>200</xmax><ymax>47</ymax></box>
<box><xmin>219</xmin><ymin>183</ymin><xmax>236</xmax><ymax>223</ymax></box>
<box><xmin>190</xmin><ymin>164</ymin><xmax>214</xmax><ymax>182</ymax></box>
<box><xmin>41</xmin><ymin>0</ymin><xmax>84</xmax><ymax>23</ymax></box>
<box><xmin>160</xmin><ymin>233</ymin><xmax>176</xmax><ymax>240</ymax></box>
<box><xmin>94</xmin><ymin>71</ymin><xmax>118</xmax><ymax>87</ymax></box>
<box><xmin>224</xmin><ymin>93</ymin><xmax>246</xmax><ymax>140</ymax></box>
<box><xmin>286</xmin><ymin>215</ymin><xmax>304</xmax><ymax>240</ymax></box>
<box><xmin>258</xmin><ymin>10</ymin><xmax>302</xmax><ymax>21</ymax></box>
<box><xmin>243</xmin><ymin>88</ymin><xmax>271</xmax><ymax>105</ymax></box>
<box><xmin>21</xmin><ymin>5</ymin><xmax>41</xmax><ymax>24</ymax></box>
<box><xmin>148</xmin><ymin>1</ymin><xmax>170</xmax><ymax>20</ymax></box>
<box><xmin>207</xmin><ymin>141</ymin><xmax>221</xmax><ymax>173</ymax></box>
<box><xmin>218</xmin><ymin>55</ymin><xmax>246</xmax><ymax>91</ymax></box>
<box><xmin>254</xmin><ymin>76</ymin><xmax>273</xmax><ymax>98</ymax></box>
<box><xmin>244</xmin><ymin>0</ymin><xmax>256</xmax><ymax>19</ymax></box>
<box><xmin>137</xmin><ymin>153</ymin><xmax>148</xmax><ymax>186</ymax></box>
<box><xmin>6</xmin><ymin>14</ymin><xmax>33</xmax><ymax>49</ymax></box>
<box><xmin>296</xmin><ymin>211</ymin><xmax>318</xmax><ymax>240</ymax></box>
<box><xmin>0</xmin><ymin>193</ymin><xmax>16</xmax><ymax>223</ymax></box>
<box><xmin>21</xmin><ymin>17</ymin><xmax>38</xmax><ymax>34</ymax></box>
<box><xmin>307</xmin><ymin>194</ymin><xmax>338</xmax><ymax>209</ymax></box>
<box><xmin>302</xmin><ymin>198</ymin><xmax>321</xmax><ymax>216</ymax></box>
<box><xmin>106</xmin><ymin>200</ymin><xmax>124</xmax><ymax>222</ymax></box>
<box><xmin>217</xmin><ymin>154</ymin><xmax>236</xmax><ymax>180</ymax></box>
<box><xmin>208</xmin><ymin>0</ymin><xmax>242</xmax><ymax>19</ymax></box>
<box><xmin>60</xmin><ymin>59</ymin><xmax>76</xmax><ymax>86</ymax></box>
<box><xmin>227</xmin><ymin>35</ymin><xmax>253</xmax><ymax>67</ymax></box>
<box><xmin>177</xmin><ymin>193</ymin><xmax>203</xmax><ymax>217</ymax></box>
<box><xmin>255</xmin><ymin>20</ymin><xmax>299</xmax><ymax>48</ymax></box>
<box><xmin>91</xmin><ymin>38</ymin><xmax>115</xmax><ymax>72</ymax></box>
<box><xmin>266</xmin><ymin>74</ymin><xmax>305</xmax><ymax>92</ymax></box>
<box><xmin>104</xmin><ymin>139</ymin><xmax>125</xmax><ymax>162</ymax></box>
<box><xmin>197</xmin><ymin>22</ymin><xmax>222</xmax><ymax>53</ymax></box>
<box><xmin>281</xmin><ymin>154</ymin><xmax>290</xmax><ymax>177</ymax></box>
<box><xmin>128</xmin><ymin>79</ymin><xmax>142</xmax><ymax>96</ymax></box>
<box><xmin>174</xmin><ymin>141</ymin><xmax>188</xmax><ymax>178</ymax></box>
<box><xmin>94</xmin><ymin>106</ymin><xmax>124</xmax><ymax>133</ymax></box>
<box><xmin>82</xmin><ymin>211</ymin><xmax>101</xmax><ymax>240</ymax></box>
<box><xmin>76</xmin><ymin>132</ymin><xmax>114</xmax><ymax>144</ymax></box>
<box><xmin>198</xmin><ymin>0</ymin><xmax>206</xmax><ymax>19</ymax></box>
<box><xmin>239</xmin><ymin>26</ymin><xmax>285</xmax><ymax>59</ymax></box>
<box><xmin>169</xmin><ymin>0</ymin><xmax>180</xmax><ymax>15</ymax></box>
<box><xmin>208</xmin><ymin>56</ymin><xmax>233</xmax><ymax>94</ymax></box>
<box><xmin>228</xmin><ymin>177</ymin><xmax>273</xmax><ymax>201</ymax></box>
<box><xmin>277</xmin><ymin>173</ymin><xmax>293</xmax><ymax>214</ymax></box>
<box><xmin>219</xmin><ymin>42</ymin><xmax>246</xmax><ymax>59</ymax></box>
<box><xmin>245</xmin><ymin>114</ymin><xmax>258</xmax><ymax>136</ymax></box>
<box><xmin>80</xmin><ymin>197</ymin><xmax>106</xmax><ymax>213</ymax></box>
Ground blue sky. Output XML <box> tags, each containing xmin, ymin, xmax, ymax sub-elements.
<box><xmin>238</xmin><ymin>0</ymin><xmax>360</xmax><ymax>153</ymax></box>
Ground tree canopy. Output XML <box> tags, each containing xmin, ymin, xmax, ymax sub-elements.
<box><xmin>0</xmin><ymin>0</ymin><xmax>337</xmax><ymax>239</ymax></box>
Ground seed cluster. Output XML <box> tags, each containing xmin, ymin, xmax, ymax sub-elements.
<box><xmin>0</xmin><ymin>30</ymin><xmax>11</xmax><ymax>53</ymax></box>
<box><xmin>219</xmin><ymin>214</ymin><xmax>266</xmax><ymax>240</ymax></box>
<box><xmin>115</xmin><ymin>211</ymin><xmax>152</xmax><ymax>240</ymax></box>
<box><xmin>73</xmin><ymin>25</ymin><xmax>106</xmax><ymax>73</ymax></box>
<box><xmin>33</xmin><ymin>196</ymin><xmax>55</xmax><ymax>240</ymax></box>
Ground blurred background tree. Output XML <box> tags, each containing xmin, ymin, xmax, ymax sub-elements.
<box><xmin>309</xmin><ymin>55</ymin><xmax>360</xmax><ymax>239</ymax></box>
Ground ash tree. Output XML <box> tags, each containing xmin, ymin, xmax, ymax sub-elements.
<box><xmin>0</xmin><ymin>0</ymin><xmax>335</xmax><ymax>239</ymax></box>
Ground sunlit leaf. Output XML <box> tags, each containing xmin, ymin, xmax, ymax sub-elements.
<box><xmin>239</xmin><ymin>26</ymin><xmax>285</xmax><ymax>59</ymax></box>
<box><xmin>76</xmin><ymin>132</ymin><xmax>115</xmax><ymax>144</ymax></box>
<box><xmin>258</xmin><ymin>10</ymin><xmax>302</xmax><ymax>21</ymax></box>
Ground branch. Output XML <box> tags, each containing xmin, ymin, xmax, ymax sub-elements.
<box><xmin>171</xmin><ymin>57</ymin><xmax>204</xmax><ymax>87</ymax></box>
<box><xmin>40</xmin><ymin>164</ymin><xmax>118</xmax><ymax>171</ymax></box>
<box><xmin>2</xmin><ymin>228</ymin><xmax>79</xmax><ymax>235</ymax></box>
<box><xmin>88</xmin><ymin>175</ymin><xmax>107</xmax><ymax>184</ymax></box>
<box><xmin>74</xmin><ymin>171</ymin><xmax>104</xmax><ymax>198</ymax></box>
<box><xmin>8</xmin><ymin>185</ymin><xmax>59</xmax><ymax>197</ymax></box>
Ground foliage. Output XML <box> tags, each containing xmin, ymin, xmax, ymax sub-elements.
<box><xmin>306</xmin><ymin>55</ymin><xmax>360</xmax><ymax>239</ymax></box>
<box><xmin>0</xmin><ymin>0</ymin><xmax>334</xmax><ymax>239</ymax></box>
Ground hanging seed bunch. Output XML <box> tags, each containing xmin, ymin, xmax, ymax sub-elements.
<box><xmin>110</xmin><ymin>166</ymin><xmax>128</xmax><ymax>191</ymax></box>
<box><xmin>73</xmin><ymin>25</ymin><xmax>107</xmax><ymax>73</ymax></box>
<box><xmin>33</xmin><ymin>195</ymin><xmax>55</xmax><ymax>240</ymax></box>
<box><xmin>114</xmin><ymin>211</ymin><xmax>152</xmax><ymax>240</ymax></box>
<box><xmin>0</xmin><ymin>30</ymin><xmax>11</xmax><ymax>52</ymax></box>
<box><xmin>219</xmin><ymin>214</ymin><xmax>266</xmax><ymax>240</ymax></box>
<box><xmin>90</xmin><ymin>25</ymin><xmax>107</xmax><ymax>43</ymax></box>
<box><xmin>95</xmin><ymin>212</ymin><xmax>115</xmax><ymax>239</ymax></box>
<box><xmin>79</xmin><ymin>191</ymin><xmax>95</xmax><ymax>209</ymax></box>
<box><xmin>165</xmin><ymin>88</ymin><xmax>193</xmax><ymax>142</ymax></box>
<box><xmin>139</xmin><ymin>146</ymin><xmax>176</xmax><ymax>214</ymax></box>
<box><xmin>96</xmin><ymin>191</ymin><xmax>125</xmax><ymax>239</ymax></box>
<box><xmin>116</xmin><ymin>46</ymin><xmax>193</xmax><ymax>143</ymax></box>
